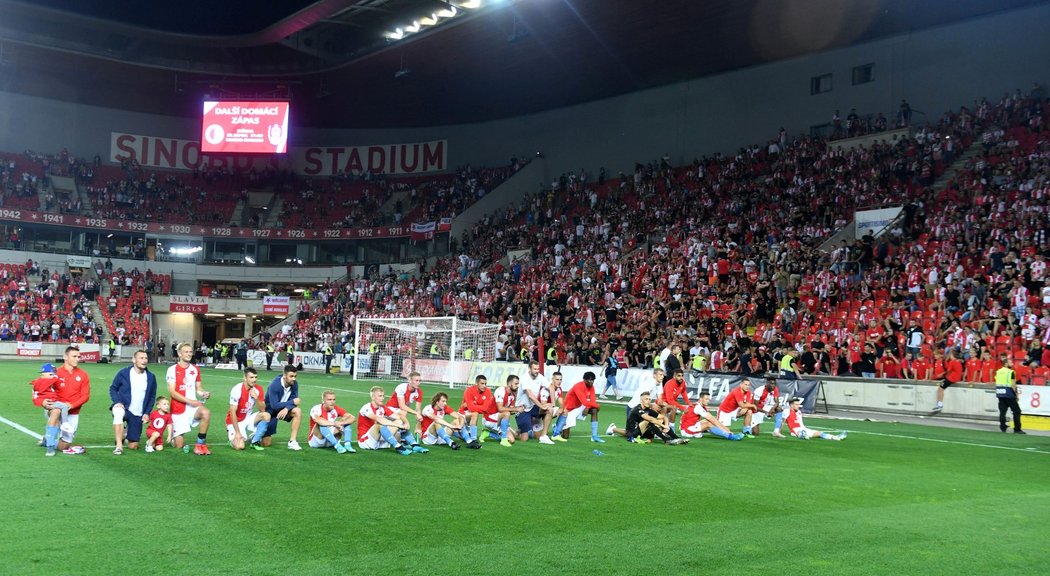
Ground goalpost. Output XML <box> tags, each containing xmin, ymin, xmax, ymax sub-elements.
<box><xmin>352</xmin><ymin>316</ymin><xmax>501</xmax><ymax>387</ymax></box>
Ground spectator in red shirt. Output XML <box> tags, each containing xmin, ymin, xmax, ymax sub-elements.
<box><xmin>933</xmin><ymin>349</ymin><xmax>964</xmax><ymax>412</ymax></box>
<box><xmin>876</xmin><ymin>350</ymin><xmax>901</xmax><ymax>379</ymax></box>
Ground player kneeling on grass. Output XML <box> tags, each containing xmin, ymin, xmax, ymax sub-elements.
<box><xmin>421</xmin><ymin>392</ymin><xmax>463</xmax><ymax>450</ymax></box>
<box><xmin>679</xmin><ymin>392</ymin><xmax>744</xmax><ymax>441</ymax></box>
<box><xmin>167</xmin><ymin>342</ymin><xmax>213</xmax><ymax>455</ymax></box>
<box><xmin>608</xmin><ymin>391</ymin><xmax>687</xmax><ymax>444</ymax></box>
<box><xmin>786</xmin><ymin>397</ymin><xmax>846</xmax><ymax>441</ymax></box>
<box><xmin>485</xmin><ymin>375</ymin><xmax>523</xmax><ymax>447</ymax></box>
<box><xmin>357</xmin><ymin>386</ymin><xmax>427</xmax><ymax>455</ymax></box>
<box><xmin>227</xmin><ymin>368</ymin><xmax>272</xmax><ymax>451</ymax></box>
<box><xmin>308</xmin><ymin>390</ymin><xmax>356</xmax><ymax>454</ymax></box>
<box><xmin>144</xmin><ymin>397</ymin><xmax>173</xmax><ymax>452</ymax></box>
<box><xmin>552</xmin><ymin>371</ymin><xmax>605</xmax><ymax>443</ymax></box>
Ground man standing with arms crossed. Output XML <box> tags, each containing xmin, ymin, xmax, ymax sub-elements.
<box><xmin>264</xmin><ymin>365</ymin><xmax>304</xmax><ymax>450</ymax></box>
<box><xmin>167</xmin><ymin>342</ymin><xmax>212</xmax><ymax>455</ymax></box>
<box><xmin>109</xmin><ymin>350</ymin><xmax>158</xmax><ymax>454</ymax></box>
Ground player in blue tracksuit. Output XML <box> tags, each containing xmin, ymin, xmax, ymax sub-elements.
<box><xmin>108</xmin><ymin>350</ymin><xmax>159</xmax><ymax>453</ymax></box>
<box><xmin>264</xmin><ymin>365</ymin><xmax>304</xmax><ymax>450</ymax></box>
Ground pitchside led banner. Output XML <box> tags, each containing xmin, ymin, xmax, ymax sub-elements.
<box><xmin>201</xmin><ymin>101</ymin><xmax>290</xmax><ymax>154</ymax></box>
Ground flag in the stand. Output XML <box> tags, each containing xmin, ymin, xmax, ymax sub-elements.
<box><xmin>437</xmin><ymin>217</ymin><xmax>452</xmax><ymax>231</ymax></box>
<box><xmin>411</xmin><ymin>221</ymin><xmax>436</xmax><ymax>240</ymax></box>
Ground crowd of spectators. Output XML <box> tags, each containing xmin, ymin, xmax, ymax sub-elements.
<box><xmin>0</xmin><ymin>260</ymin><xmax>102</xmax><ymax>344</ymax></box>
<box><xmin>261</xmin><ymin>87</ymin><xmax>1049</xmax><ymax>385</ymax></box>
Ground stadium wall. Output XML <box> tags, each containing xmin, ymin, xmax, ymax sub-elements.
<box><xmin>0</xmin><ymin>5</ymin><xmax>1048</xmax><ymax>179</ymax></box>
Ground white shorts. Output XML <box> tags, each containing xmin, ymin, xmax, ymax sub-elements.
<box><xmin>792</xmin><ymin>426</ymin><xmax>815</xmax><ymax>439</ymax></box>
<box><xmin>563</xmin><ymin>406</ymin><xmax>587</xmax><ymax>429</ymax></box>
<box><xmin>308</xmin><ymin>435</ymin><xmax>337</xmax><ymax>449</ymax></box>
<box><xmin>59</xmin><ymin>413</ymin><xmax>80</xmax><ymax>443</ymax></box>
<box><xmin>172</xmin><ymin>406</ymin><xmax>202</xmax><ymax>437</ymax></box>
<box><xmin>483</xmin><ymin>417</ymin><xmax>501</xmax><ymax>433</ymax></box>
<box><xmin>226</xmin><ymin>420</ymin><xmax>256</xmax><ymax>444</ymax></box>
<box><xmin>359</xmin><ymin>435</ymin><xmax>392</xmax><ymax>450</ymax></box>
<box><xmin>422</xmin><ymin>431</ymin><xmax>442</xmax><ymax>446</ymax></box>
<box><xmin>750</xmin><ymin>412</ymin><xmax>767</xmax><ymax>427</ymax></box>
<box><xmin>717</xmin><ymin>409</ymin><xmax>738</xmax><ymax>427</ymax></box>
<box><xmin>681</xmin><ymin>423</ymin><xmax>704</xmax><ymax>438</ymax></box>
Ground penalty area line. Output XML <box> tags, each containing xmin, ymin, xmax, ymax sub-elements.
<box><xmin>844</xmin><ymin>429</ymin><xmax>1050</xmax><ymax>455</ymax></box>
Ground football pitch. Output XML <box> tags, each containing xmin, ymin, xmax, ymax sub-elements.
<box><xmin>1</xmin><ymin>360</ymin><xmax>1047</xmax><ymax>576</ymax></box>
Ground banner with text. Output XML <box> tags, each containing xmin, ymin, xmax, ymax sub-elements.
<box><xmin>110</xmin><ymin>132</ymin><xmax>447</xmax><ymax>176</ymax></box>
<box><xmin>262</xmin><ymin>296</ymin><xmax>290</xmax><ymax>315</ymax></box>
<box><xmin>16</xmin><ymin>341</ymin><xmax>42</xmax><ymax>357</ymax></box>
<box><xmin>1020</xmin><ymin>385</ymin><xmax>1050</xmax><ymax>417</ymax></box>
<box><xmin>169</xmin><ymin>295</ymin><xmax>208</xmax><ymax>314</ymax></box>
<box><xmin>854</xmin><ymin>206</ymin><xmax>903</xmax><ymax>239</ymax></box>
<box><xmin>78</xmin><ymin>343</ymin><xmax>101</xmax><ymax>363</ymax></box>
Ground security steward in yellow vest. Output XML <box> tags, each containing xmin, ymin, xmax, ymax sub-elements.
<box><xmin>994</xmin><ymin>356</ymin><xmax>1024</xmax><ymax>434</ymax></box>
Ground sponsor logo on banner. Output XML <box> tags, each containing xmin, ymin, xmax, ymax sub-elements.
<box><xmin>170</xmin><ymin>295</ymin><xmax>208</xmax><ymax>313</ymax></box>
<box><xmin>437</xmin><ymin>217</ymin><xmax>452</xmax><ymax>231</ymax></box>
<box><xmin>78</xmin><ymin>343</ymin><xmax>101</xmax><ymax>362</ymax></box>
<box><xmin>410</xmin><ymin>221</ymin><xmax>436</xmax><ymax>241</ymax></box>
<box><xmin>16</xmin><ymin>341</ymin><xmax>42</xmax><ymax>357</ymax></box>
<box><xmin>66</xmin><ymin>255</ymin><xmax>92</xmax><ymax>268</ymax></box>
<box><xmin>263</xmin><ymin>296</ymin><xmax>290</xmax><ymax>315</ymax></box>
<box><xmin>854</xmin><ymin>206</ymin><xmax>903</xmax><ymax>239</ymax></box>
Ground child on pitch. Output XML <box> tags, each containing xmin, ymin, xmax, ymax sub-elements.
<box><xmin>30</xmin><ymin>363</ymin><xmax>66</xmax><ymax>456</ymax></box>
<box><xmin>785</xmin><ymin>397</ymin><xmax>846</xmax><ymax>441</ymax></box>
<box><xmin>144</xmin><ymin>397</ymin><xmax>174</xmax><ymax>453</ymax></box>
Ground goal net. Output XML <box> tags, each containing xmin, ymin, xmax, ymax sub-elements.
<box><xmin>352</xmin><ymin>316</ymin><xmax>501</xmax><ymax>387</ymax></box>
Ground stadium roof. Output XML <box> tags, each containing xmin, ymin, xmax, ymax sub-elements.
<box><xmin>0</xmin><ymin>0</ymin><xmax>1045</xmax><ymax>128</ymax></box>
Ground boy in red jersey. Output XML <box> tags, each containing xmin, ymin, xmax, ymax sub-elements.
<box><xmin>420</xmin><ymin>392</ymin><xmax>462</xmax><ymax>450</ymax></box>
<box><xmin>30</xmin><ymin>363</ymin><xmax>62</xmax><ymax>456</ymax></box>
<box><xmin>933</xmin><ymin>349</ymin><xmax>964</xmax><ymax>412</ymax></box>
<box><xmin>144</xmin><ymin>397</ymin><xmax>173</xmax><ymax>452</ymax></box>
<box><xmin>786</xmin><ymin>397</ymin><xmax>846</xmax><ymax>441</ymax></box>
<box><xmin>226</xmin><ymin>368</ymin><xmax>271</xmax><ymax>451</ymax></box>
<box><xmin>308</xmin><ymin>390</ymin><xmax>356</xmax><ymax>453</ymax></box>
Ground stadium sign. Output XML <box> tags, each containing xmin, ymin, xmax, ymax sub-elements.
<box><xmin>1020</xmin><ymin>385</ymin><xmax>1050</xmax><ymax>417</ymax></box>
<box><xmin>110</xmin><ymin>132</ymin><xmax>448</xmax><ymax>176</ymax></box>
<box><xmin>169</xmin><ymin>295</ymin><xmax>208</xmax><ymax>313</ymax></box>
<box><xmin>16</xmin><ymin>341</ymin><xmax>42</xmax><ymax>357</ymax></box>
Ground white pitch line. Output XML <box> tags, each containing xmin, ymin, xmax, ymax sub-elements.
<box><xmin>0</xmin><ymin>414</ymin><xmax>43</xmax><ymax>440</ymax></box>
<box><xmin>846</xmin><ymin>429</ymin><xmax>1050</xmax><ymax>455</ymax></box>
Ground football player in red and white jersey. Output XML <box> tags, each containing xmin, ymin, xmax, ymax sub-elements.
<box><xmin>552</xmin><ymin>372</ymin><xmax>604</xmax><ymax>442</ymax></box>
<box><xmin>308</xmin><ymin>390</ymin><xmax>356</xmax><ymax>453</ymax></box>
<box><xmin>385</xmin><ymin>371</ymin><xmax>423</xmax><ymax>435</ymax></box>
<box><xmin>420</xmin><ymin>392</ymin><xmax>462</xmax><ymax>450</ymax></box>
<box><xmin>144</xmin><ymin>397</ymin><xmax>173</xmax><ymax>452</ymax></box>
<box><xmin>166</xmin><ymin>342</ymin><xmax>212</xmax><ymax>455</ymax></box>
<box><xmin>715</xmin><ymin>378</ymin><xmax>757</xmax><ymax>436</ymax></box>
<box><xmin>357</xmin><ymin>386</ymin><xmax>419</xmax><ymax>455</ymax></box>
<box><xmin>786</xmin><ymin>397</ymin><xmax>846</xmax><ymax>441</ymax></box>
<box><xmin>226</xmin><ymin>368</ymin><xmax>271</xmax><ymax>451</ymax></box>
<box><xmin>486</xmin><ymin>375</ymin><xmax>523</xmax><ymax>447</ymax></box>
<box><xmin>679</xmin><ymin>391</ymin><xmax>742</xmax><ymax>440</ymax></box>
<box><xmin>751</xmin><ymin>375</ymin><xmax>786</xmax><ymax>438</ymax></box>
<box><xmin>458</xmin><ymin>374</ymin><xmax>494</xmax><ymax>449</ymax></box>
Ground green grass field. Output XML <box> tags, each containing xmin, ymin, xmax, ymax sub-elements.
<box><xmin>1</xmin><ymin>360</ymin><xmax>1047</xmax><ymax>575</ymax></box>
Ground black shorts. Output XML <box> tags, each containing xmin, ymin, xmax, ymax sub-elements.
<box><xmin>940</xmin><ymin>379</ymin><xmax>956</xmax><ymax>390</ymax></box>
